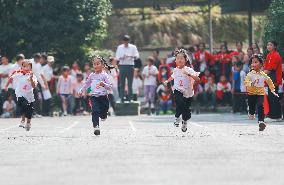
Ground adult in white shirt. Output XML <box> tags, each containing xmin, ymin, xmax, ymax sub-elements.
<box><xmin>42</xmin><ymin>56</ymin><xmax>54</xmax><ymax>116</ymax></box>
<box><xmin>0</xmin><ymin>56</ymin><xmax>13</xmax><ymax>114</ymax></box>
<box><xmin>115</xmin><ymin>35</ymin><xmax>139</xmax><ymax>102</ymax></box>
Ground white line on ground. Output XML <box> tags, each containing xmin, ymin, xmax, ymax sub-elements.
<box><xmin>0</xmin><ymin>124</ymin><xmax>19</xmax><ymax>132</ymax></box>
<box><xmin>128</xmin><ymin>120</ymin><xmax>137</xmax><ymax>132</ymax></box>
<box><xmin>59</xmin><ymin>121</ymin><xmax>79</xmax><ymax>133</ymax></box>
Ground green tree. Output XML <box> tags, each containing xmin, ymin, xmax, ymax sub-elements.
<box><xmin>0</xmin><ymin>0</ymin><xmax>111</xmax><ymax>63</ymax></box>
<box><xmin>263</xmin><ymin>0</ymin><xmax>284</xmax><ymax>57</ymax></box>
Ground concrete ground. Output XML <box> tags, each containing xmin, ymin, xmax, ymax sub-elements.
<box><xmin>0</xmin><ymin>114</ymin><xmax>284</xmax><ymax>185</ymax></box>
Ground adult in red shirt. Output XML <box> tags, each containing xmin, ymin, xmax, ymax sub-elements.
<box><xmin>264</xmin><ymin>40</ymin><xmax>283</xmax><ymax>120</ymax></box>
<box><xmin>229</xmin><ymin>41</ymin><xmax>243</xmax><ymax>58</ymax></box>
<box><xmin>216</xmin><ymin>45</ymin><xmax>231</xmax><ymax>80</ymax></box>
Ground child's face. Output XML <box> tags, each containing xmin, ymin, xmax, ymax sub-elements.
<box><xmin>8</xmin><ymin>96</ymin><xmax>13</xmax><ymax>101</ymax></box>
<box><xmin>220</xmin><ymin>76</ymin><xmax>226</xmax><ymax>82</ymax></box>
<box><xmin>84</xmin><ymin>64</ymin><xmax>90</xmax><ymax>71</ymax></box>
<box><xmin>175</xmin><ymin>53</ymin><xmax>186</xmax><ymax>68</ymax></box>
<box><xmin>93</xmin><ymin>59</ymin><xmax>103</xmax><ymax>72</ymax></box>
<box><xmin>243</xmin><ymin>55</ymin><xmax>249</xmax><ymax>63</ymax></box>
<box><xmin>63</xmin><ymin>70</ymin><xmax>69</xmax><ymax>76</ymax></box>
<box><xmin>147</xmin><ymin>60</ymin><xmax>153</xmax><ymax>66</ymax></box>
<box><xmin>22</xmin><ymin>62</ymin><xmax>31</xmax><ymax>71</ymax></box>
<box><xmin>111</xmin><ymin>59</ymin><xmax>117</xmax><ymax>66</ymax></box>
<box><xmin>208</xmin><ymin>77</ymin><xmax>213</xmax><ymax>84</ymax></box>
<box><xmin>251</xmin><ymin>58</ymin><xmax>262</xmax><ymax>70</ymax></box>
<box><xmin>235</xmin><ymin>65</ymin><xmax>241</xmax><ymax>72</ymax></box>
<box><xmin>77</xmin><ymin>76</ymin><xmax>83</xmax><ymax>82</ymax></box>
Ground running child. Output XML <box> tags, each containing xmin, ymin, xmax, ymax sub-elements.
<box><xmin>244</xmin><ymin>54</ymin><xmax>278</xmax><ymax>131</ymax></box>
<box><xmin>78</xmin><ymin>56</ymin><xmax>112</xmax><ymax>136</ymax></box>
<box><xmin>164</xmin><ymin>49</ymin><xmax>200</xmax><ymax>132</ymax></box>
<box><xmin>5</xmin><ymin>60</ymin><xmax>37</xmax><ymax>131</ymax></box>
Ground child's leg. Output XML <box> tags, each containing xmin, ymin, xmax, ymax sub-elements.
<box><xmin>174</xmin><ymin>90</ymin><xmax>184</xmax><ymax>118</ymax></box>
<box><xmin>24</xmin><ymin>102</ymin><xmax>34</xmax><ymax>130</ymax></box>
<box><xmin>99</xmin><ymin>96</ymin><xmax>109</xmax><ymax>120</ymax></box>
<box><xmin>60</xmin><ymin>96</ymin><xmax>67</xmax><ymax>113</ymax></box>
<box><xmin>144</xmin><ymin>85</ymin><xmax>150</xmax><ymax>104</ymax></box>
<box><xmin>247</xmin><ymin>95</ymin><xmax>257</xmax><ymax>116</ymax></box>
<box><xmin>256</xmin><ymin>96</ymin><xmax>264</xmax><ymax>122</ymax></box>
<box><xmin>182</xmin><ymin>97</ymin><xmax>192</xmax><ymax>121</ymax></box>
<box><xmin>91</xmin><ymin>97</ymin><xmax>100</xmax><ymax>127</ymax></box>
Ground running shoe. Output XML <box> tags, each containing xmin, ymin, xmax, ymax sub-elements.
<box><xmin>19</xmin><ymin>120</ymin><xmax>25</xmax><ymax>128</ymax></box>
<box><xmin>258</xmin><ymin>121</ymin><xmax>266</xmax><ymax>131</ymax></box>
<box><xmin>94</xmin><ymin>126</ymin><xmax>100</xmax><ymax>135</ymax></box>
<box><xmin>181</xmin><ymin>120</ymin><xmax>188</xmax><ymax>132</ymax></box>
<box><xmin>101</xmin><ymin>117</ymin><xmax>107</xmax><ymax>122</ymax></box>
<box><xmin>174</xmin><ymin>117</ymin><xmax>181</xmax><ymax>127</ymax></box>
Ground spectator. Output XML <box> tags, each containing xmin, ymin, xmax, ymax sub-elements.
<box><xmin>192</xmin><ymin>82</ymin><xmax>203</xmax><ymax>114</ymax></box>
<box><xmin>204</xmin><ymin>77</ymin><xmax>217</xmax><ymax>110</ymax></box>
<box><xmin>42</xmin><ymin>56</ymin><xmax>54</xmax><ymax>116</ymax></box>
<box><xmin>132</xmin><ymin>68</ymin><xmax>143</xmax><ymax>101</ymax></box>
<box><xmin>142</xmin><ymin>56</ymin><xmax>158</xmax><ymax>111</ymax></box>
<box><xmin>83</xmin><ymin>62</ymin><xmax>92</xmax><ymax>80</ymax></box>
<box><xmin>156</xmin><ymin>79</ymin><xmax>172</xmax><ymax>114</ymax></box>
<box><xmin>242</xmin><ymin>54</ymin><xmax>250</xmax><ymax>74</ymax></box>
<box><xmin>264</xmin><ymin>41</ymin><xmax>283</xmax><ymax>120</ymax></box>
<box><xmin>195</xmin><ymin>43</ymin><xmax>214</xmax><ymax>73</ymax></box>
<box><xmin>230</xmin><ymin>41</ymin><xmax>243</xmax><ymax>57</ymax></box>
<box><xmin>1</xmin><ymin>94</ymin><xmax>16</xmax><ymax>118</ymax></box>
<box><xmin>115</xmin><ymin>35</ymin><xmax>139</xmax><ymax>102</ymax></box>
<box><xmin>158</xmin><ymin>57</ymin><xmax>171</xmax><ymax>83</ymax></box>
<box><xmin>72</xmin><ymin>73</ymin><xmax>85</xmax><ymax>115</ymax></box>
<box><xmin>200</xmin><ymin>69</ymin><xmax>214</xmax><ymax>87</ymax></box>
<box><xmin>109</xmin><ymin>57</ymin><xmax>119</xmax><ymax>102</ymax></box>
<box><xmin>247</xmin><ymin>46</ymin><xmax>254</xmax><ymax>58</ymax></box>
<box><xmin>252</xmin><ymin>42</ymin><xmax>260</xmax><ymax>54</ymax></box>
<box><xmin>70</xmin><ymin>61</ymin><xmax>82</xmax><ymax>79</ymax></box>
<box><xmin>216</xmin><ymin>75</ymin><xmax>232</xmax><ymax>105</ymax></box>
<box><xmin>232</xmin><ymin>61</ymin><xmax>247</xmax><ymax>113</ymax></box>
<box><xmin>216</xmin><ymin>44</ymin><xmax>231</xmax><ymax>81</ymax></box>
<box><xmin>0</xmin><ymin>56</ymin><xmax>12</xmax><ymax>114</ymax></box>
<box><xmin>57</xmin><ymin>66</ymin><xmax>73</xmax><ymax>116</ymax></box>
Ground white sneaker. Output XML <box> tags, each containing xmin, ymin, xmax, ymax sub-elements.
<box><xmin>25</xmin><ymin>123</ymin><xmax>31</xmax><ymax>131</ymax></box>
<box><xmin>94</xmin><ymin>126</ymin><xmax>100</xmax><ymax>135</ymax></box>
<box><xmin>174</xmin><ymin>117</ymin><xmax>181</xmax><ymax>127</ymax></box>
<box><xmin>181</xmin><ymin>120</ymin><xmax>188</xmax><ymax>132</ymax></box>
<box><xmin>248</xmin><ymin>114</ymin><xmax>255</xmax><ymax>120</ymax></box>
<box><xmin>101</xmin><ymin>117</ymin><xmax>107</xmax><ymax>122</ymax></box>
<box><xmin>150</xmin><ymin>104</ymin><xmax>155</xmax><ymax>109</ymax></box>
<box><xmin>63</xmin><ymin>112</ymin><xmax>67</xmax><ymax>116</ymax></box>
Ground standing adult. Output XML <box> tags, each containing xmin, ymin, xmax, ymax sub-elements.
<box><xmin>115</xmin><ymin>35</ymin><xmax>139</xmax><ymax>102</ymax></box>
<box><xmin>42</xmin><ymin>56</ymin><xmax>54</xmax><ymax>116</ymax></box>
<box><xmin>264</xmin><ymin>41</ymin><xmax>283</xmax><ymax>120</ymax></box>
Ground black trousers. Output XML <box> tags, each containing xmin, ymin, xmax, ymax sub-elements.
<box><xmin>91</xmin><ymin>96</ymin><xmax>109</xmax><ymax>127</ymax></box>
<box><xmin>174</xmin><ymin>90</ymin><xmax>192</xmax><ymax>121</ymax></box>
<box><xmin>17</xmin><ymin>97</ymin><xmax>34</xmax><ymax>119</ymax></box>
<box><xmin>248</xmin><ymin>95</ymin><xmax>264</xmax><ymax>122</ymax></box>
<box><xmin>74</xmin><ymin>97</ymin><xmax>85</xmax><ymax>114</ymax></box>
<box><xmin>108</xmin><ymin>94</ymin><xmax>116</xmax><ymax>112</ymax></box>
<box><xmin>267</xmin><ymin>87</ymin><xmax>282</xmax><ymax>119</ymax></box>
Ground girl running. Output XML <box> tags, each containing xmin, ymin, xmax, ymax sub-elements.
<box><xmin>245</xmin><ymin>54</ymin><xmax>278</xmax><ymax>131</ymax></box>
<box><xmin>78</xmin><ymin>56</ymin><xmax>112</xmax><ymax>136</ymax></box>
<box><xmin>5</xmin><ymin>60</ymin><xmax>37</xmax><ymax>131</ymax></box>
<box><xmin>164</xmin><ymin>49</ymin><xmax>200</xmax><ymax>132</ymax></box>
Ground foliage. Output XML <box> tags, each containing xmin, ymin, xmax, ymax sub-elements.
<box><xmin>0</xmin><ymin>0</ymin><xmax>112</xmax><ymax>64</ymax></box>
<box><xmin>263</xmin><ymin>0</ymin><xmax>284</xmax><ymax>57</ymax></box>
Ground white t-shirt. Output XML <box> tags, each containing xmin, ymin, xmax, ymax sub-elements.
<box><xmin>171</xmin><ymin>66</ymin><xmax>199</xmax><ymax>98</ymax></box>
<box><xmin>0</xmin><ymin>63</ymin><xmax>13</xmax><ymax>89</ymax></box>
<box><xmin>57</xmin><ymin>75</ymin><xmax>73</xmax><ymax>94</ymax></box>
<box><xmin>142</xmin><ymin>65</ymin><xmax>158</xmax><ymax>86</ymax></box>
<box><xmin>115</xmin><ymin>44</ymin><xmax>139</xmax><ymax>65</ymax></box>
<box><xmin>32</xmin><ymin>61</ymin><xmax>45</xmax><ymax>87</ymax></box>
<box><xmin>9</xmin><ymin>63</ymin><xmax>22</xmax><ymax>90</ymax></box>
<box><xmin>42</xmin><ymin>64</ymin><xmax>53</xmax><ymax>82</ymax></box>
<box><xmin>13</xmin><ymin>73</ymin><xmax>38</xmax><ymax>103</ymax></box>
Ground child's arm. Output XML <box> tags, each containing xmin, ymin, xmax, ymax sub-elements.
<box><xmin>164</xmin><ymin>77</ymin><xmax>174</xmax><ymax>85</ymax></box>
<box><xmin>30</xmin><ymin>73</ymin><xmax>37</xmax><ymax>89</ymax></box>
<box><xmin>264</xmin><ymin>73</ymin><xmax>278</xmax><ymax>97</ymax></box>
<box><xmin>78</xmin><ymin>74</ymin><xmax>92</xmax><ymax>96</ymax></box>
<box><xmin>4</xmin><ymin>77</ymin><xmax>13</xmax><ymax>91</ymax></box>
<box><xmin>244</xmin><ymin>74</ymin><xmax>252</xmax><ymax>87</ymax></box>
<box><xmin>183</xmin><ymin>68</ymin><xmax>200</xmax><ymax>82</ymax></box>
<box><xmin>99</xmin><ymin>74</ymin><xmax>112</xmax><ymax>90</ymax></box>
